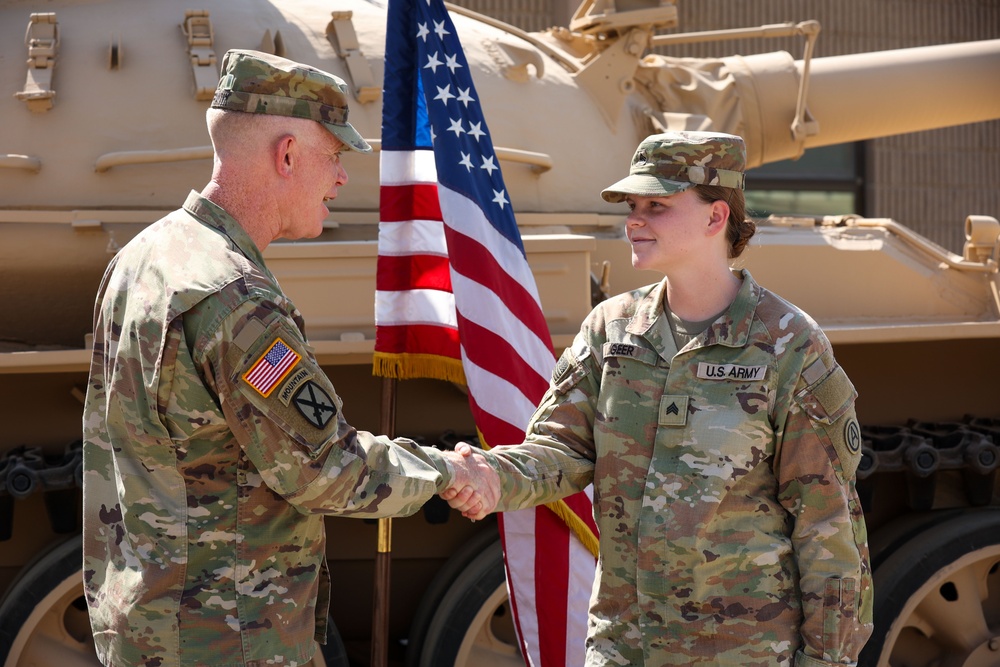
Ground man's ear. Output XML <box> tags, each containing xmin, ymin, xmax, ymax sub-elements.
<box><xmin>274</xmin><ymin>134</ymin><xmax>297</xmax><ymax>177</ymax></box>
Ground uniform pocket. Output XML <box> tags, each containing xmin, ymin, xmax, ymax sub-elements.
<box><xmin>822</xmin><ymin>576</ymin><xmax>858</xmax><ymax>663</ymax></box>
<box><xmin>795</xmin><ymin>362</ymin><xmax>862</xmax><ymax>481</ymax></box>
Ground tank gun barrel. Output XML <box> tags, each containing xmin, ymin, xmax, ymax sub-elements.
<box><xmin>800</xmin><ymin>39</ymin><xmax>1000</xmax><ymax>152</ymax></box>
<box><xmin>703</xmin><ymin>39</ymin><xmax>1000</xmax><ymax>167</ymax></box>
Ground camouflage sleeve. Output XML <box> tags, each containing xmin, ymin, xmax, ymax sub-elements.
<box><xmin>775</xmin><ymin>351</ymin><xmax>874</xmax><ymax>665</ymax></box>
<box><xmin>483</xmin><ymin>337</ymin><xmax>598</xmax><ymax>512</ymax></box>
<box><xmin>204</xmin><ymin>300</ymin><xmax>447</xmax><ymax>518</ymax></box>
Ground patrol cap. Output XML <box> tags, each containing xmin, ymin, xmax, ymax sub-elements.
<box><xmin>211</xmin><ymin>49</ymin><xmax>372</xmax><ymax>154</ymax></box>
<box><xmin>601</xmin><ymin>131</ymin><xmax>746</xmax><ymax>203</ymax></box>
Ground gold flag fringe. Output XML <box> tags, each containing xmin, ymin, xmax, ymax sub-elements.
<box><xmin>372</xmin><ymin>352</ymin><xmax>466</xmax><ymax>385</ymax></box>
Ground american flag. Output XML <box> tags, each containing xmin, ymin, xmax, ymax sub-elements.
<box><xmin>243</xmin><ymin>338</ymin><xmax>300</xmax><ymax>397</ymax></box>
<box><xmin>375</xmin><ymin>1</ymin><xmax>597</xmax><ymax>665</ymax></box>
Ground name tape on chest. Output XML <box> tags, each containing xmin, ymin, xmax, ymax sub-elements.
<box><xmin>243</xmin><ymin>337</ymin><xmax>301</xmax><ymax>397</ymax></box>
<box><xmin>606</xmin><ymin>342</ymin><xmax>641</xmax><ymax>358</ymax></box>
<box><xmin>602</xmin><ymin>342</ymin><xmax>660</xmax><ymax>367</ymax></box>
<box><xmin>697</xmin><ymin>362</ymin><xmax>766</xmax><ymax>382</ymax></box>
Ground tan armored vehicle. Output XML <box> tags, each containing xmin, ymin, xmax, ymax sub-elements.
<box><xmin>1</xmin><ymin>0</ymin><xmax>998</xmax><ymax>665</ymax></box>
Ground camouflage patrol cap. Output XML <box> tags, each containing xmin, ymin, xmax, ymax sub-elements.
<box><xmin>212</xmin><ymin>49</ymin><xmax>372</xmax><ymax>153</ymax></box>
<box><xmin>601</xmin><ymin>131</ymin><xmax>746</xmax><ymax>203</ymax></box>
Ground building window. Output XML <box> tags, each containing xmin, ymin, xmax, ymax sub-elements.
<box><xmin>744</xmin><ymin>142</ymin><xmax>864</xmax><ymax>219</ymax></box>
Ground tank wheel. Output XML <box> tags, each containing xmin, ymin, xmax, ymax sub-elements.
<box><xmin>414</xmin><ymin>537</ymin><xmax>523</xmax><ymax>667</ymax></box>
<box><xmin>859</xmin><ymin>509</ymin><xmax>1000</xmax><ymax>667</ymax></box>
<box><xmin>405</xmin><ymin>522</ymin><xmax>501</xmax><ymax>667</ymax></box>
<box><xmin>0</xmin><ymin>535</ymin><xmax>349</xmax><ymax>667</ymax></box>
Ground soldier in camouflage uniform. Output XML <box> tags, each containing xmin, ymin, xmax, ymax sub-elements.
<box><xmin>446</xmin><ymin>131</ymin><xmax>874</xmax><ymax>666</ymax></box>
<box><xmin>82</xmin><ymin>50</ymin><xmax>490</xmax><ymax>667</ymax></box>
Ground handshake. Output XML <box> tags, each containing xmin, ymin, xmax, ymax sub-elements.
<box><xmin>439</xmin><ymin>442</ymin><xmax>501</xmax><ymax>521</ymax></box>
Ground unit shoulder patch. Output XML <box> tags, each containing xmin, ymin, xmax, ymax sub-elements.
<box><xmin>292</xmin><ymin>381</ymin><xmax>338</xmax><ymax>429</ymax></box>
<box><xmin>845</xmin><ymin>417</ymin><xmax>862</xmax><ymax>454</ymax></box>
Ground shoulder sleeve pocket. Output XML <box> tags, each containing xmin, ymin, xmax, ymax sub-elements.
<box><xmin>796</xmin><ymin>361</ymin><xmax>863</xmax><ymax>481</ymax></box>
<box><xmin>552</xmin><ymin>338</ymin><xmax>592</xmax><ymax>394</ymax></box>
<box><xmin>797</xmin><ymin>362</ymin><xmax>856</xmax><ymax>424</ymax></box>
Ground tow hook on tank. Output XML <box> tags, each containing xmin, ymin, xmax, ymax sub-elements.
<box><xmin>0</xmin><ymin>441</ymin><xmax>82</xmax><ymax>540</ymax></box>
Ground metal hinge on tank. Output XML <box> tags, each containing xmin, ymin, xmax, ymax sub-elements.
<box><xmin>326</xmin><ymin>11</ymin><xmax>381</xmax><ymax>104</ymax></box>
<box><xmin>181</xmin><ymin>10</ymin><xmax>220</xmax><ymax>101</ymax></box>
<box><xmin>14</xmin><ymin>13</ymin><xmax>59</xmax><ymax>113</ymax></box>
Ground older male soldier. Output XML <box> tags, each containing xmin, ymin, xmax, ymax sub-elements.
<box><xmin>82</xmin><ymin>50</ymin><xmax>493</xmax><ymax>667</ymax></box>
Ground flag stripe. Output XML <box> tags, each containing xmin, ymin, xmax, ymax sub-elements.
<box><xmin>461</xmin><ymin>356</ymin><xmax>545</xmax><ymax>436</ymax></box>
<box><xmin>536</xmin><ymin>506</ymin><xmax>569</xmax><ymax>667</ymax></box>
<box><xmin>445</xmin><ymin>225</ymin><xmax>552</xmax><ymax>348</ymax></box>
<box><xmin>379</xmin><ymin>182</ymin><xmax>442</xmax><ymax>223</ymax></box>
<box><xmin>375</xmin><ymin>254</ymin><xmax>452</xmax><ymax>292</ymax></box>
<box><xmin>372</xmin><ymin>323</ymin><xmax>460</xmax><ymax>359</ymax></box>
<box><xmin>457</xmin><ymin>314</ymin><xmax>549</xmax><ymax>400</ymax></box>
<box><xmin>438</xmin><ymin>187</ymin><xmax>543</xmax><ymax>304</ymax></box>
<box><xmin>375</xmin><ymin>289</ymin><xmax>457</xmax><ymax>328</ymax></box>
<box><xmin>377</xmin><ymin>218</ymin><xmax>448</xmax><ymax>257</ymax></box>
<box><xmin>451</xmin><ymin>272</ymin><xmax>554</xmax><ymax>382</ymax></box>
<box><xmin>379</xmin><ymin>148</ymin><xmax>437</xmax><ymax>185</ymax></box>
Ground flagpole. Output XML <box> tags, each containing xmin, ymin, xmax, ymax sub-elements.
<box><xmin>371</xmin><ymin>376</ymin><xmax>397</xmax><ymax>667</ymax></box>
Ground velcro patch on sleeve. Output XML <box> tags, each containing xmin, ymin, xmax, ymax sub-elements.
<box><xmin>242</xmin><ymin>337</ymin><xmax>301</xmax><ymax>397</ymax></box>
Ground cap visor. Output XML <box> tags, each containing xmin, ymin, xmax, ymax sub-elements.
<box><xmin>601</xmin><ymin>174</ymin><xmax>691</xmax><ymax>203</ymax></box>
<box><xmin>325</xmin><ymin>121</ymin><xmax>373</xmax><ymax>154</ymax></box>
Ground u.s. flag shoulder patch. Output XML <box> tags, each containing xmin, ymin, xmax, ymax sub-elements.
<box><xmin>243</xmin><ymin>337</ymin><xmax>301</xmax><ymax>397</ymax></box>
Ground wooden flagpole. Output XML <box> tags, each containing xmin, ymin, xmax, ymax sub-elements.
<box><xmin>371</xmin><ymin>376</ymin><xmax>397</xmax><ymax>667</ymax></box>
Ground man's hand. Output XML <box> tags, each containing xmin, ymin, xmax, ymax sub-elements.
<box><xmin>440</xmin><ymin>442</ymin><xmax>500</xmax><ymax>521</ymax></box>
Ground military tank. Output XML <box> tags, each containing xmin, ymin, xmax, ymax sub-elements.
<box><xmin>1</xmin><ymin>0</ymin><xmax>999</xmax><ymax>665</ymax></box>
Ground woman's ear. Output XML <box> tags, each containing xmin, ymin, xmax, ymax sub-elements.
<box><xmin>706</xmin><ymin>199</ymin><xmax>730</xmax><ymax>236</ymax></box>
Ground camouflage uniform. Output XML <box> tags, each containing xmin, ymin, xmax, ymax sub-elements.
<box><xmin>81</xmin><ymin>203</ymin><xmax>452</xmax><ymax>663</ymax></box>
<box><xmin>80</xmin><ymin>48</ymin><xmax>449</xmax><ymax>667</ymax></box>
<box><xmin>482</xmin><ymin>270</ymin><xmax>873</xmax><ymax>666</ymax></box>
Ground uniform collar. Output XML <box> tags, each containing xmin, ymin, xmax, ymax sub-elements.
<box><xmin>626</xmin><ymin>269</ymin><xmax>762</xmax><ymax>356</ymax></box>
<box><xmin>181</xmin><ymin>190</ymin><xmax>272</xmax><ymax>277</ymax></box>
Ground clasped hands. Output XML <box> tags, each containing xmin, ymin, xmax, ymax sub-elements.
<box><xmin>439</xmin><ymin>442</ymin><xmax>501</xmax><ymax>521</ymax></box>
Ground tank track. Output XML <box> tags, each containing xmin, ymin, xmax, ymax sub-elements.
<box><xmin>858</xmin><ymin>418</ymin><xmax>1000</xmax><ymax>511</ymax></box>
<box><xmin>3</xmin><ymin>422</ymin><xmax>999</xmax><ymax>538</ymax></box>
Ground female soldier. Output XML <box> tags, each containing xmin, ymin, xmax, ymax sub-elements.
<box><xmin>445</xmin><ymin>131</ymin><xmax>873</xmax><ymax>666</ymax></box>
